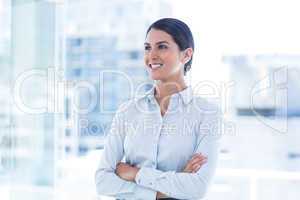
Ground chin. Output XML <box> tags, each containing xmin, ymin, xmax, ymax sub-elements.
<box><xmin>149</xmin><ymin>74</ymin><xmax>163</xmax><ymax>81</ymax></box>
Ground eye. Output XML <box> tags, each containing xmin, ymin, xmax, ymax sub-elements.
<box><xmin>158</xmin><ymin>44</ymin><xmax>168</xmax><ymax>49</ymax></box>
<box><xmin>144</xmin><ymin>45</ymin><xmax>151</xmax><ymax>51</ymax></box>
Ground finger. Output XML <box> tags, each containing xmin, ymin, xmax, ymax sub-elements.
<box><xmin>191</xmin><ymin>153</ymin><xmax>203</xmax><ymax>159</ymax></box>
<box><xmin>192</xmin><ymin>159</ymin><xmax>207</xmax><ymax>172</ymax></box>
<box><xmin>186</xmin><ymin>155</ymin><xmax>200</xmax><ymax>167</ymax></box>
<box><xmin>188</xmin><ymin>155</ymin><xmax>207</xmax><ymax>166</ymax></box>
<box><xmin>183</xmin><ymin>160</ymin><xmax>196</xmax><ymax>172</ymax></box>
<box><xmin>192</xmin><ymin>164</ymin><xmax>201</xmax><ymax>173</ymax></box>
<box><xmin>184</xmin><ymin>154</ymin><xmax>206</xmax><ymax>172</ymax></box>
<box><xmin>194</xmin><ymin>157</ymin><xmax>207</xmax><ymax>166</ymax></box>
<box><xmin>191</xmin><ymin>158</ymin><xmax>207</xmax><ymax>170</ymax></box>
<box><xmin>183</xmin><ymin>163</ymin><xmax>193</xmax><ymax>172</ymax></box>
<box><xmin>191</xmin><ymin>153</ymin><xmax>207</xmax><ymax>161</ymax></box>
<box><xmin>184</xmin><ymin>160</ymin><xmax>204</xmax><ymax>172</ymax></box>
<box><xmin>192</xmin><ymin>162</ymin><xmax>205</xmax><ymax>173</ymax></box>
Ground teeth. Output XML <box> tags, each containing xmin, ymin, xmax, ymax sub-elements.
<box><xmin>151</xmin><ymin>64</ymin><xmax>163</xmax><ymax>69</ymax></box>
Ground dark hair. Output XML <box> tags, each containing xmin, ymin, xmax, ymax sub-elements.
<box><xmin>146</xmin><ymin>18</ymin><xmax>194</xmax><ymax>75</ymax></box>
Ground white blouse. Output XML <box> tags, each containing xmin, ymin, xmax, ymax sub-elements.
<box><xmin>95</xmin><ymin>86</ymin><xmax>222</xmax><ymax>200</ymax></box>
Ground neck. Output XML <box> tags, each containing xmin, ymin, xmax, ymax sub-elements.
<box><xmin>154</xmin><ymin>79</ymin><xmax>187</xmax><ymax>99</ymax></box>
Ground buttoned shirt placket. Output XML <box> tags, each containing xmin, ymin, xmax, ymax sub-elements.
<box><xmin>147</xmin><ymin>94</ymin><xmax>175</xmax><ymax>172</ymax></box>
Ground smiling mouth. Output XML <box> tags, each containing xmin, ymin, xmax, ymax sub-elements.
<box><xmin>149</xmin><ymin>63</ymin><xmax>163</xmax><ymax>69</ymax></box>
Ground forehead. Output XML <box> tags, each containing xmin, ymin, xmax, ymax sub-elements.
<box><xmin>145</xmin><ymin>28</ymin><xmax>175</xmax><ymax>44</ymax></box>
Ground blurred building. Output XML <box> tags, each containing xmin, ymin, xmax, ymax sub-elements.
<box><xmin>0</xmin><ymin>0</ymin><xmax>12</xmax><ymax>178</ymax></box>
<box><xmin>64</xmin><ymin>36</ymin><xmax>150</xmax><ymax>155</ymax></box>
<box><xmin>216</xmin><ymin>54</ymin><xmax>300</xmax><ymax>200</ymax></box>
<box><xmin>63</xmin><ymin>0</ymin><xmax>172</xmax><ymax>156</ymax></box>
<box><xmin>223</xmin><ymin>54</ymin><xmax>300</xmax><ymax>117</ymax></box>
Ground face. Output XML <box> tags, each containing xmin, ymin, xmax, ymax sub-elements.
<box><xmin>144</xmin><ymin>28</ymin><xmax>191</xmax><ymax>82</ymax></box>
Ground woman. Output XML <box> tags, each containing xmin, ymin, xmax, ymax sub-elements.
<box><xmin>95</xmin><ymin>18</ymin><xmax>221</xmax><ymax>200</ymax></box>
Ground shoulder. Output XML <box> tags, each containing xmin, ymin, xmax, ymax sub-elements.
<box><xmin>191</xmin><ymin>95</ymin><xmax>221</xmax><ymax>115</ymax></box>
<box><xmin>115</xmin><ymin>96</ymin><xmax>147</xmax><ymax>117</ymax></box>
<box><xmin>115</xmin><ymin>99</ymin><xmax>135</xmax><ymax>115</ymax></box>
<box><xmin>192</xmin><ymin>96</ymin><xmax>223</xmax><ymax>139</ymax></box>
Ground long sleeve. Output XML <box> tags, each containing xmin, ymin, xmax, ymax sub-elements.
<box><xmin>95</xmin><ymin>103</ymin><xmax>157</xmax><ymax>199</ymax></box>
<box><xmin>134</xmin><ymin>105</ymin><xmax>222</xmax><ymax>199</ymax></box>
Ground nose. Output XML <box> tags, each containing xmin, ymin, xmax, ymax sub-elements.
<box><xmin>148</xmin><ymin>48</ymin><xmax>159</xmax><ymax>60</ymax></box>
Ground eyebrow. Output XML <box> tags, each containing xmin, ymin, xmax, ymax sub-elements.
<box><xmin>144</xmin><ymin>41</ymin><xmax>169</xmax><ymax>45</ymax></box>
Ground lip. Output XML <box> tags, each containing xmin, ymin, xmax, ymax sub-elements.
<box><xmin>149</xmin><ymin>63</ymin><xmax>163</xmax><ymax>69</ymax></box>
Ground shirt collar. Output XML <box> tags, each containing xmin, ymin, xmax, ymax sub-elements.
<box><xmin>137</xmin><ymin>86</ymin><xmax>194</xmax><ymax>105</ymax></box>
<box><xmin>178</xmin><ymin>86</ymin><xmax>194</xmax><ymax>105</ymax></box>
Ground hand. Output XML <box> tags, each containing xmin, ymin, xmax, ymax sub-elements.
<box><xmin>115</xmin><ymin>162</ymin><xmax>139</xmax><ymax>182</ymax></box>
<box><xmin>116</xmin><ymin>155</ymin><xmax>206</xmax><ymax>198</ymax></box>
<box><xmin>183</xmin><ymin>153</ymin><xmax>207</xmax><ymax>173</ymax></box>
<box><xmin>156</xmin><ymin>153</ymin><xmax>207</xmax><ymax>199</ymax></box>
<box><xmin>156</xmin><ymin>191</ymin><xmax>168</xmax><ymax>199</ymax></box>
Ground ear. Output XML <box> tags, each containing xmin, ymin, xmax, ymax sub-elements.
<box><xmin>181</xmin><ymin>48</ymin><xmax>193</xmax><ymax>65</ymax></box>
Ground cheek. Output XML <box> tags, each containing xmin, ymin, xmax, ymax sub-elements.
<box><xmin>144</xmin><ymin>54</ymin><xmax>148</xmax><ymax>64</ymax></box>
<box><xmin>164</xmin><ymin>53</ymin><xmax>181</xmax><ymax>68</ymax></box>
